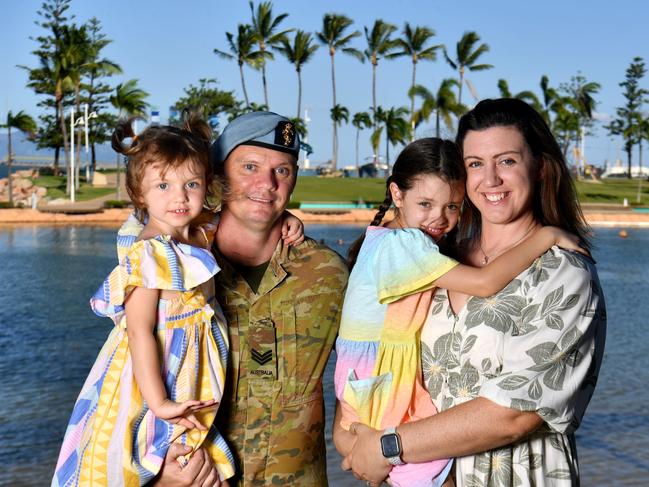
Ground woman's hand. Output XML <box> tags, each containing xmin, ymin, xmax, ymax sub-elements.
<box><xmin>151</xmin><ymin>398</ymin><xmax>218</xmax><ymax>431</ymax></box>
<box><xmin>342</xmin><ymin>423</ymin><xmax>391</xmax><ymax>486</ymax></box>
<box><xmin>153</xmin><ymin>444</ymin><xmax>223</xmax><ymax>486</ymax></box>
<box><xmin>282</xmin><ymin>211</ymin><xmax>305</xmax><ymax>246</ymax></box>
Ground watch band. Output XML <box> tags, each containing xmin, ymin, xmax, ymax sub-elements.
<box><xmin>382</xmin><ymin>427</ymin><xmax>405</xmax><ymax>465</ymax></box>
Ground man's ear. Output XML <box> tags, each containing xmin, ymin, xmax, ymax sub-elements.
<box><xmin>389</xmin><ymin>181</ymin><xmax>404</xmax><ymax>208</ymax></box>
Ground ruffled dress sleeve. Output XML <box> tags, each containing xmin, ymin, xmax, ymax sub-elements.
<box><xmin>90</xmin><ymin>234</ymin><xmax>220</xmax><ymax>327</ymax></box>
<box><xmin>370</xmin><ymin>227</ymin><xmax>458</xmax><ymax>304</ymax></box>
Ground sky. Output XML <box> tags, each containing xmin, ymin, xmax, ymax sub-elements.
<box><xmin>2</xmin><ymin>0</ymin><xmax>649</xmax><ymax>169</ymax></box>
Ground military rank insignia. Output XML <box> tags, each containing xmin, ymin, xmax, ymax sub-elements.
<box><xmin>248</xmin><ymin>318</ymin><xmax>277</xmax><ymax>379</ymax></box>
<box><xmin>275</xmin><ymin>121</ymin><xmax>295</xmax><ymax>148</ymax></box>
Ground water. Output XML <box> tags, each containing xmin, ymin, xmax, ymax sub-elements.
<box><xmin>0</xmin><ymin>224</ymin><xmax>647</xmax><ymax>486</ymax></box>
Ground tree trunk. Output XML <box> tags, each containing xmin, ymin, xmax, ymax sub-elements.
<box><xmin>57</xmin><ymin>97</ymin><xmax>70</xmax><ymax>195</ymax></box>
<box><xmin>372</xmin><ymin>60</ymin><xmax>377</xmax><ymax>163</ymax></box>
<box><xmin>410</xmin><ymin>60</ymin><xmax>416</xmax><ymax>141</ymax></box>
<box><xmin>637</xmin><ymin>139</ymin><xmax>643</xmax><ymax>203</ymax></box>
<box><xmin>355</xmin><ymin>128</ymin><xmax>360</xmax><ymax>171</ymax></box>
<box><xmin>331</xmin><ymin>52</ymin><xmax>337</xmax><ymax>169</ymax></box>
<box><xmin>239</xmin><ymin>62</ymin><xmax>250</xmax><ymax>107</ymax></box>
<box><xmin>54</xmin><ymin>146</ymin><xmax>60</xmax><ymax>176</ymax></box>
<box><xmin>436</xmin><ymin>110</ymin><xmax>440</xmax><ymax>138</ymax></box>
<box><xmin>116</xmin><ymin>153</ymin><xmax>121</xmax><ymax>201</ymax></box>
<box><xmin>627</xmin><ymin>146</ymin><xmax>633</xmax><ymax>179</ymax></box>
<box><xmin>54</xmin><ymin>105</ymin><xmax>60</xmax><ymax>176</ymax></box>
<box><xmin>91</xmin><ymin>142</ymin><xmax>97</xmax><ymax>173</ymax></box>
<box><xmin>261</xmin><ymin>62</ymin><xmax>269</xmax><ymax>108</ymax></box>
<box><xmin>75</xmin><ymin>84</ymin><xmax>82</xmax><ymax>191</ymax></box>
<box><xmin>296</xmin><ymin>68</ymin><xmax>302</xmax><ymax>120</ymax></box>
<box><xmin>458</xmin><ymin>67</ymin><xmax>465</xmax><ymax>106</ymax></box>
<box><xmin>7</xmin><ymin>127</ymin><xmax>13</xmax><ymax>207</ymax></box>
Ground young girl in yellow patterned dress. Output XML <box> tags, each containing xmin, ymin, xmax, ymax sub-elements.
<box><xmin>52</xmin><ymin>115</ymin><xmax>303</xmax><ymax>486</ymax></box>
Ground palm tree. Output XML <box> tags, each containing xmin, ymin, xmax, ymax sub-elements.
<box><xmin>83</xmin><ymin>17</ymin><xmax>122</xmax><ymax>172</ymax></box>
<box><xmin>276</xmin><ymin>30</ymin><xmax>319</xmax><ymax>118</ymax></box>
<box><xmin>374</xmin><ymin>106</ymin><xmax>409</xmax><ymax>167</ymax></box>
<box><xmin>214</xmin><ymin>24</ymin><xmax>266</xmax><ymax>107</ymax></box>
<box><xmin>389</xmin><ymin>23</ymin><xmax>441</xmax><ymax>138</ymax></box>
<box><xmin>443</xmin><ymin>31</ymin><xmax>493</xmax><ymax>105</ymax></box>
<box><xmin>248</xmin><ymin>0</ymin><xmax>291</xmax><ymax>108</ymax></box>
<box><xmin>409</xmin><ymin>79</ymin><xmax>463</xmax><ymax>137</ymax></box>
<box><xmin>317</xmin><ymin>14</ymin><xmax>363</xmax><ymax>168</ymax></box>
<box><xmin>364</xmin><ymin>20</ymin><xmax>398</xmax><ymax>133</ymax></box>
<box><xmin>330</xmin><ymin>104</ymin><xmax>349</xmax><ymax>169</ymax></box>
<box><xmin>1</xmin><ymin>111</ymin><xmax>37</xmax><ymax>207</ymax></box>
<box><xmin>565</xmin><ymin>74</ymin><xmax>601</xmax><ymax>177</ymax></box>
<box><xmin>497</xmin><ymin>79</ymin><xmax>542</xmax><ymax>111</ymax></box>
<box><xmin>383</xmin><ymin>107</ymin><xmax>409</xmax><ymax>166</ymax></box>
<box><xmin>110</xmin><ymin>80</ymin><xmax>149</xmax><ymax>200</ymax></box>
<box><xmin>352</xmin><ymin>111</ymin><xmax>372</xmax><ymax>170</ymax></box>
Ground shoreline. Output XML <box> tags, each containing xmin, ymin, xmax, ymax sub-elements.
<box><xmin>1</xmin><ymin>207</ymin><xmax>649</xmax><ymax>227</ymax></box>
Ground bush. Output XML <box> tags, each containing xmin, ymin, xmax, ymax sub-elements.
<box><xmin>104</xmin><ymin>200</ymin><xmax>131</xmax><ymax>209</ymax></box>
<box><xmin>287</xmin><ymin>201</ymin><xmax>301</xmax><ymax>209</ymax></box>
<box><xmin>0</xmin><ymin>202</ymin><xmax>13</xmax><ymax>209</ymax></box>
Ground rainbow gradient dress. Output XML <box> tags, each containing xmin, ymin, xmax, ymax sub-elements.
<box><xmin>334</xmin><ymin>226</ymin><xmax>457</xmax><ymax>487</ymax></box>
<box><xmin>52</xmin><ymin>215</ymin><xmax>235</xmax><ymax>486</ymax></box>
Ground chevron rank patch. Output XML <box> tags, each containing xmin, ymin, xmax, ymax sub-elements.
<box><xmin>248</xmin><ymin>318</ymin><xmax>277</xmax><ymax>379</ymax></box>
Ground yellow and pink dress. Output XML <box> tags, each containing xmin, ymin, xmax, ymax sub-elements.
<box><xmin>52</xmin><ymin>214</ymin><xmax>235</xmax><ymax>486</ymax></box>
<box><xmin>334</xmin><ymin>226</ymin><xmax>458</xmax><ymax>487</ymax></box>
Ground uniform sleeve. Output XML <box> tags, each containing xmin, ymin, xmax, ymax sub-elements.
<box><xmin>478</xmin><ymin>249</ymin><xmax>606</xmax><ymax>434</ymax></box>
<box><xmin>373</xmin><ymin>228</ymin><xmax>458</xmax><ymax>305</ymax></box>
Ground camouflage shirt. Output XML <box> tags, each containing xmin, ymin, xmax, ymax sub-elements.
<box><xmin>213</xmin><ymin>236</ymin><xmax>348</xmax><ymax>486</ymax></box>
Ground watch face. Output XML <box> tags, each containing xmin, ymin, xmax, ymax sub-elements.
<box><xmin>380</xmin><ymin>434</ymin><xmax>401</xmax><ymax>458</ymax></box>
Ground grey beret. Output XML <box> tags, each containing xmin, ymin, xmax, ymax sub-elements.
<box><xmin>211</xmin><ymin>111</ymin><xmax>300</xmax><ymax>166</ymax></box>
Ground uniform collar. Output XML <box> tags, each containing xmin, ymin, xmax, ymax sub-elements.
<box><xmin>214</xmin><ymin>237</ymin><xmax>292</xmax><ymax>301</ymax></box>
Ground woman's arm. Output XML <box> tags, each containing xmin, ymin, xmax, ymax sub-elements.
<box><xmin>433</xmin><ymin>226</ymin><xmax>581</xmax><ymax>297</ymax></box>
<box><xmin>343</xmin><ymin>397</ymin><xmax>543</xmax><ymax>483</ymax></box>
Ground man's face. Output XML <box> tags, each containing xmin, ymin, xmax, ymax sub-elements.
<box><xmin>222</xmin><ymin>144</ymin><xmax>297</xmax><ymax>231</ymax></box>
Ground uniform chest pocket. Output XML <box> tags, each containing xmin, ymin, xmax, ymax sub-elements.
<box><xmin>280</xmin><ymin>293</ymin><xmax>341</xmax><ymax>406</ymax></box>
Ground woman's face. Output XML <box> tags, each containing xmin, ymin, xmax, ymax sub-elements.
<box><xmin>462</xmin><ymin>125</ymin><xmax>538</xmax><ymax>226</ymax></box>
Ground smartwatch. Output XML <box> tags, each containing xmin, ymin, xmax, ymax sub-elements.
<box><xmin>380</xmin><ymin>427</ymin><xmax>404</xmax><ymax>465</ymax></box>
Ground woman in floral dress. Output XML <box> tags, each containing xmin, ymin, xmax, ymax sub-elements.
<box><xmin>341</xmin><ymin>98</ymin><xmax>606</xmax><ymax>487</ymax></box>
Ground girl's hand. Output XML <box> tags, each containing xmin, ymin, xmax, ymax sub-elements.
<box><xmin>546</xmin><ymin>227</ymin><xmax>590</xmax><ymax>257</ymax></box>
<box><xmin>282</xmin><ymin>211</ymin><xmax>305</xmax><ymax>246</ymax></box>
<box><xmin>152</xmin><ymin>398</ymin><xmax>218</xmax><ymax>431</ymax></box>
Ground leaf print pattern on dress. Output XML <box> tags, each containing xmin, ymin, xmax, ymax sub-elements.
<box><xmin>465</xmin><ymin>279</ymin><xmax>526</xmax><ymax>332</ymax></box>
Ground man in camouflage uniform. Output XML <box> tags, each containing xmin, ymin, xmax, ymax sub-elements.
<box><xmin>156</xmin><ymin>111</ymin><xmax>348</xmax><ymax>486</ymax></box>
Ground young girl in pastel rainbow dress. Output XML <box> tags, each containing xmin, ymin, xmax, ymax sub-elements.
<box><xmin>333</xmin><ymin>138</ymin><xmax>586</xmax><ymax>487</ymax></box>
<box><xmin>51</xmin><ymin>115</ymin><xmax>304</xmax><ymax>487</ymax></box>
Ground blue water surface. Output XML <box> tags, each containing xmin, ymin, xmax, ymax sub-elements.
<box><xmin>0</xmin><ymin>224</ymin><xmax>647</xmax><ymax>486</ymax></box>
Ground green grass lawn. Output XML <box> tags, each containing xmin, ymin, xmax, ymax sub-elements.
<box><xmin>292</xmin><ymin>176</ymin><xmax>649</xmax><ymax>206</ymax></box>
<box><xmin>32</xmin><ymin>175</ymin><xmax>116</xmax><ymax>201</ymax></box>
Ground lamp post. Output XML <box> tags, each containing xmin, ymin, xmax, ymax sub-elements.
<box><xmin>69</xmin><ymin>104</ymin><xmax>97</xmax><ymax>202</ymax></box>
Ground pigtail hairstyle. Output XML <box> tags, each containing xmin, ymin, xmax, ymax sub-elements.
<box><xmin>346</xmin><ymin>138</ymin><xmax>465</xmax><ymax>269</ymax></box>
<box><xmin>111</xmin><ymin>112</ymin><xmax>218</xmax><ymax>222</ymax></box>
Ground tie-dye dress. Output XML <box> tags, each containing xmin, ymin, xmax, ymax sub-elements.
<box><xmin>334</xmin><ymin>226</ymin><xmax>458</xmax><ymax>487</ymax></box>
<box><xmin>52</xmin><ymin>215</ymin><xmax>235</xmax><ymax>486</ymax></box>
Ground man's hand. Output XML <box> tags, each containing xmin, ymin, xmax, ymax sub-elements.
<box><xmin>154</xmin><ymin>444</ymin><xmax>222</xmax><ymax>487</ymax></box>
<box><xmin>342</xmin><ymin>423</ymin><xmax>391</xmax><ymax>486</ymax></box>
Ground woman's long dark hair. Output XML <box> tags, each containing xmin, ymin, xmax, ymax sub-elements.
<box><xmin>347</xmin><ymin>137</ymin><xmax>465</xmax><ymax>269</ymax></box>
<box><xmin>455</xmin><ymin>98</ymin><xmax>591</xmax><ymax>250</ymax></box>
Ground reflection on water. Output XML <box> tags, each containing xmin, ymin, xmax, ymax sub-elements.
<box><xmin>0</xmin><ymin>224</ymin><xmax>647</xmax><ymax>486</ymax></box>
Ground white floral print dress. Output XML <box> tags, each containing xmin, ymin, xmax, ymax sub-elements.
<box><xmin>421</xmin><ymin>248</ymin><xmax>606</xmax><ymax>486</ymax></box>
